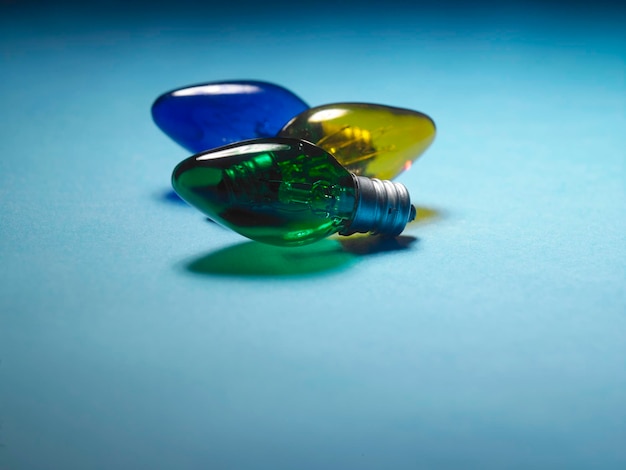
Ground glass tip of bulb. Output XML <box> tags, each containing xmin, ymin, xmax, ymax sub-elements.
<box><xmin>341</xmin><ymin>176</ymin><xmax>414</xmax><ymax>237</ymax></box>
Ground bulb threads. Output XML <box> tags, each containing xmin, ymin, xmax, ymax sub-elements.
<box><xmin>340</xmin><ymin>176</ymin><xmax>415</xmax><ymax>237</ymax></box>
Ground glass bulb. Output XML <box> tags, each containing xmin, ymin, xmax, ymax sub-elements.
<box><xmin>278</xmin><ymin>103</ymin><xmax>436</xmax><ymax>180</ymax></box>
<box><xmin>152</xmin><ymin>80</ymin><xmax>309</xmax><ymax>153</ymax></box>
<box><xmin>172</xmin><ymin>138</ymin><xmax>415</xmax><ymax>247</ymax></box>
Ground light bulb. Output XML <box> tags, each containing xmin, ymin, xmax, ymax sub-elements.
<box><xmin>278</xmin><ymin>103</ymin><xmax>436</xmax><ymax>180</ymax></box>
<box><xmin>172</xmin><ymin>138</ymin><xmax>415</xmax><ymax>247</ymax></box>
<box><xmin>151</xmin><ymin>80</ymin><xmax>309</xmax><ymax>153</ymax></box>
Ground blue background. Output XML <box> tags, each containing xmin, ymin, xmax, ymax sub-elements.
<box><xmin>1</xmin><ymin>1</ymin><xmax>625</xmax><ymax>468</ymax></box>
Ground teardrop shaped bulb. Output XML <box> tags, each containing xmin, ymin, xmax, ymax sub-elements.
<box><xmin>278</xmin><ymin>103</ymin><xmax>436</xmax><ymax>180</ymax></box>
<box><xmin>152</xmin><ymin>80</ymin><xmax>309</xmax><ymax>153</ymax></box>
<box><xmin>172</xmin><ymin>138</ymin><xmax>415</xmax><ymax>247</ymax></box>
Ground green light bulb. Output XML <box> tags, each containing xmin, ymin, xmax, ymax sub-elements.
<box><xmin>172</xmin><ymin>138</ymin><xmax>415</xmax><ymax>247</ymax></box>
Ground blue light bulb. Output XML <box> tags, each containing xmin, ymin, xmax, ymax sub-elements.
<box><xmin>151</xmin><ymin>80</ymin><xmax>309</xmax><ymax>153</ymax></box>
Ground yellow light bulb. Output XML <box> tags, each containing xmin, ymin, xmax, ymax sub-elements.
<box><xmin>278</xmin><ymin>103</ymin><xmax>436</xmax><ymax>180</ymax></box>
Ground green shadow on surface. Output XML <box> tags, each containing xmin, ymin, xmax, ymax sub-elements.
<box><xmin>186</xmin><ymin>235</ymin><xmax>419</xmax><ymax>278</ymax></box>
<box><xmin>182</xmin><ymin>205</ymin><xmax>437</xmax><ymax>278</ymax></box>
<box><xmin>186</xmin><ymin>239</ymin><xmax>356</xmax><ymax>277</ymax></box>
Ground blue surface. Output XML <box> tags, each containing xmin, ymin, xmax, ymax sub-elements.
<box><xmin>152</xmin><ymin>80</ymin><xmax>308</xmax><ymax>153</ymax></box>
<box><xmin>1</xmin><ymin>1</ymin><xmax>625</xmax><ymax>469</ymax></box>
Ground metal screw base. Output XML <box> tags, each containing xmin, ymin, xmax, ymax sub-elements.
<box><xmin>340</xmin><ymin>176</ymin><xmax>415</xmax><ymax>237</ymax></box>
